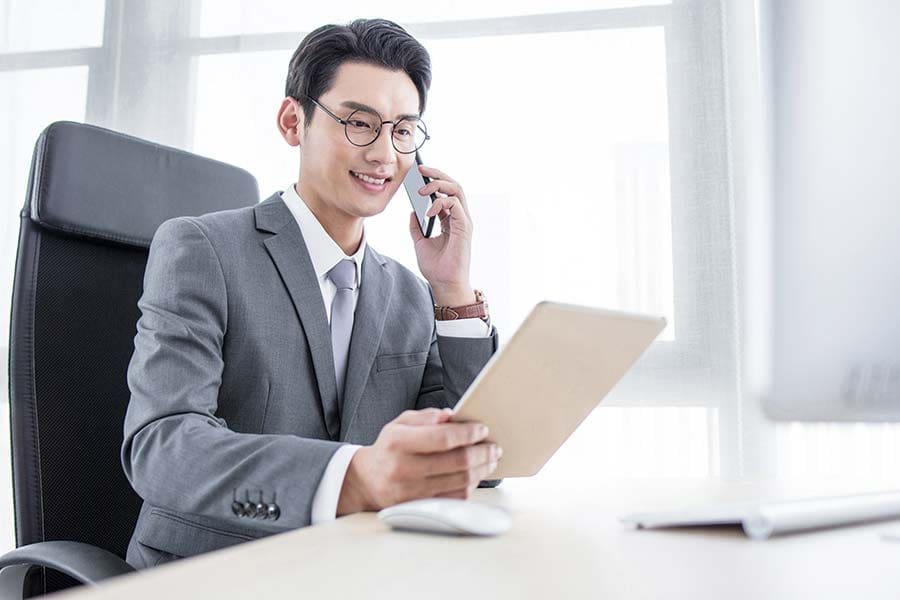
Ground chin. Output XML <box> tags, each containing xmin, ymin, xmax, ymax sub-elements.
<box><xmin>354</xmin><ymin>200</ymin><xmax>391</xmax><ymax>218</ymax></box>
<box><xmin>349</xmin><ymin>188</ymin><xmax>398</xmax><ymax>217</ymax></box>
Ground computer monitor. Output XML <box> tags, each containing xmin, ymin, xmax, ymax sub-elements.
<box><xmin>761</xmin><ymin>0</ymin><xmax>900</xmax><ymax>422</ymax></box>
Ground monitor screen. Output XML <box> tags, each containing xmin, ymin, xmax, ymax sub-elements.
<box><xmin>762</xmin><ymin>0</ymin><xmax>900</xmax><ymax>422</ymax></box>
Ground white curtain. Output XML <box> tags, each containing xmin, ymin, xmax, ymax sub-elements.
<box><xmin>2</xmin><ymin>0</ymin><xmax>897</xmax><ymax>552</ymax></box>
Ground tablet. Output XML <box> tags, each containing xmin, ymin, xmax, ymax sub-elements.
<box><xmin>451</xmin><ymin>301</ymin><xmax>666</xmax><ymax>478</ymax></box>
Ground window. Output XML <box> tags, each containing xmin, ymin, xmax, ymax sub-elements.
<box><xmin>14</xmin><ymin>0</ymin><xmax>896</xmax><ymax>557</ymax></box>
<box><xmin>0</xmin><ymin>0</ymin><xmax>105</xmax><ymax>52</ymax></box>
<box><xmin>0</xmin><ymin>0</ymin><xmax>735</xmax><ymax>553</ymax></box>
<box><xmin>196</xmin><ymin>0</ymin><xmax>673</xmax><ymax>37</ymax></box>
<box><xmin>185</xmin><ymin>4</ymin><xmax>721</xmax><ymax>410</ymax></box>
<box><xmin>0</xmin><ymin>65</ymin><xmax>90</xmax><ymax>384</ymax></box>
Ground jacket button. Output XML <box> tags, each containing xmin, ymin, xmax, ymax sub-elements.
<box><xmin>267</xmin><ymin>503</ymin><xmax>281</xmax><ymax>521</ymax></box>
<box><xmin>232</xmin><ymin>501</ymin><xmax>245</xmax><ymax>517</ymax></box>
<box><xmin>254</xmin><ymin>502</ymin><xmax>268</xmax><ymax>519</ymax></box>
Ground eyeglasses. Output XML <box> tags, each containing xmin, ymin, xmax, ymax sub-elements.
<box><xmin>298</xmin><ymin>95</ymin><xmax>430</xmax><ymax>154</ymax></box>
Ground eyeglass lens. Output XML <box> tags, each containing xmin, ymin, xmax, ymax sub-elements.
<box><xmin>344</xmin><ymin>109</ymin><xmax>427</xmax><ymax>153</ymax></box>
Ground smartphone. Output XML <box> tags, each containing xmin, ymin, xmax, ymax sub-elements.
<box><xmin>403</xmin><ymin>152</ymin><xmax>436</xmax><ymax>238</ymax></box>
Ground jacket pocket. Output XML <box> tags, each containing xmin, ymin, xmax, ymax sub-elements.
<box><xmin>376</xmin><ymin>351</ymin><xmax>429</xmax><ymax>372</ymax></box>
<box><xmin>138</xmin><ymin>508</ymin><xmax>257</xmax><ymax>559</ymax></box>
<box><xmin>133</xmin><ymin>540</ymin><xmax>181</xmax><ymax>569</ymax></box>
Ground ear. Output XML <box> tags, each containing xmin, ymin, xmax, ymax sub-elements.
<box><xmin>276</xmin><ymin>97</ymin><xmax>305</xmax><ymax>147</ymax></box>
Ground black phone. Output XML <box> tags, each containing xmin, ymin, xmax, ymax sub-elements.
<box><xmin>402</xmin><ymin>152</ymin><xmax>436</xmax><ymax>238</ymax></box>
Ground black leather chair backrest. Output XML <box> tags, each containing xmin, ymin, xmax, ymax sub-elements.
<box><xmin>8</xmin><ymin>121</ymin><xmax>259</xmax><ymax>595</ymax></box>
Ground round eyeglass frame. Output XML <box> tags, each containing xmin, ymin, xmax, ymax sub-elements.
<box><xmin>297</xmin><ymin>95</ymin><xmax>430</xmax><ymax>154</ymax></box>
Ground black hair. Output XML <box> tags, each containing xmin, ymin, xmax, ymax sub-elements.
<box><xmin>285</xmin><ymin>18</ymin><xmax>432</xmax><ymax>129</ymax></box>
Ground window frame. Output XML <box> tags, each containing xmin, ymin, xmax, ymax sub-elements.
<box><xmin>0</xmin><ymin>0</ymin><xmax>735</xmax><ymax>409</ymax></box>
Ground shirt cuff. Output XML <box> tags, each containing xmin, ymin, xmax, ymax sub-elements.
<box><xmin>435</xmin><ymin>318</ymin><xmax>491</xmax><ymax>338</ymax></box>
<box><xmin>310</xmin><ymin>444</ymin><xmax>362</xmax><ymax>525</ymax></box>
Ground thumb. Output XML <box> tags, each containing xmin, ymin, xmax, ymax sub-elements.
<box><xmin>393</xmin><ymin>407</ymin><xmax>453</xmax><ymax>426</ymax></box>
<box><xmin>409</xmin><ymin>211</ymin><xmax>425</xmax><ymax>243</ymax></box>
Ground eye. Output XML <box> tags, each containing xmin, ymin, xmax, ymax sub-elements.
<box><xmin>395</xmin><ymin>126</ymin><xmax>413</xmax><ymax>137</ymax></box>
<box><xmin>348</xmin><ymin>119</ymin><xmax>372</xmax><ymax>129</ymax></box>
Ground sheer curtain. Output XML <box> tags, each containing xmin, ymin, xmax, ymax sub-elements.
<box><xmin>2</xmin><ymin>0</ymin><xmax>896</xmax><ymax>554</ymax></box>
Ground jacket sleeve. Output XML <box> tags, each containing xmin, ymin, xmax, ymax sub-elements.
<box><xmin>415</xmin><ymin>321</ymin><xmax>502</xmax><ymax>488</ymax></box>
<box><xmin>121</xmin><ymin>217</ymin><xmax>342</xmax><ymax>534</ymax></box>
<box><xmin>414</xmin><ymin>315</ymin><xmax>499</xmax><ymax>411</ymax></box>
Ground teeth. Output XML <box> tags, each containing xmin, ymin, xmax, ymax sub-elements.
<box><xmin>352</xmin><ymin>171</ymin><xmax>386</xmax><ymax>185</ymax></box>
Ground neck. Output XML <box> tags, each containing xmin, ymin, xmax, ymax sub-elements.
<box><xmin>294</xmin><ymin>182</ymin><xmax>363</xmax><ymax>256</ymax></box>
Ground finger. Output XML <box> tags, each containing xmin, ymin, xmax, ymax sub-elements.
<box><xmin>408</xmin><ymin>211</ymin><xmax>425</xmax><ymax>243</ymax></box>
<box><xmin>425</xmin><ymin>196</ymin><xmax>470</xmax><ymax>232</ymax></box>
<box><xmin>434</xmin><ymin>488</ymin><xmax>469</xmax><ymax>500</ymax></box>
<box><xmin>428</xmin><ymin>197</ymin><xmax>469</xmax><ymax>235</ymax></box>
<box><xmin>418</xmin><ymin>179</ymin><xmax>460</xmax><ymax>200</ymax></box>
<box><xmin>418</xmin><ymin>165</ymin><xmax>456</xmax><ymax>185</ymax></box>
<box><xmin>419</xmin><ymin>460</ymin><xmax>499</xmax><ymax>496</ymax></box>
<box><xmin>419</xmin><ymin>179</ymin><xmax>470</xmax><ymax>219</ymax></box>
<box><xmin>392</xmin><ymin>407</ymin><xmax>453</xmax><ymax>427</ymax></box>
<box><xmin>425</xmin><ymin>195</ymin><xmax>457</xmax><ymax>218</ymax></box>
<box><xmin>416</xmin><ymin>442</ymin><xmax>502</xmax><ymax>478</ymax></box>
<box><xmin>390</xmin><ymin>421</ymin><xmax>489</xmax><ymax>454</ymax></box>
<box><xmin>418</xmin><ymin>165</ymin><xmax>470</xmax><ymax>217</ymax></box>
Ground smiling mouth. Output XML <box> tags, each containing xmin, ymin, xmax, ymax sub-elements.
<box><xmin>350</xmin><ymin>170</ymin><xmax>392</xmax><ymax>186</ymax></box>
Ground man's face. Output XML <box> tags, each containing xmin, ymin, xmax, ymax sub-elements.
<box><xmin>297</xmin><ymin>61</ymin><xmax>420</xmax><ymax>220</ymax></box>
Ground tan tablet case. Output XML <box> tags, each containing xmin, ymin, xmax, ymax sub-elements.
<box><xmin>451</xmin><ymin>301</ymin><xmax>666</xmax><ymax>478</ymax></box>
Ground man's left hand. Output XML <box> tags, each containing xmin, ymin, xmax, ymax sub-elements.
<box><xmin>408</xmin><ymin>164</ymin><xmax>475</xmax><ymax>307</ymax></box>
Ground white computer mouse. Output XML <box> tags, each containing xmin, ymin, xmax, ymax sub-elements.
<box><xmin>377</xmin><ymin>498</ymin><xmax>512</xmax><ymax>536</ymax></box>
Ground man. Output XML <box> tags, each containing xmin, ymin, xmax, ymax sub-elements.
<box><xmin>121</xmin><ymin>18</ymin><xmax>501</xmax><ymax>569</ymax></box>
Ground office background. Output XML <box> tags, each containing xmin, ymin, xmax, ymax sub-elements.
<box><xmin>2</xmin><ymin>0</ymin><xmax>899</xmax><ymax>555</ymax></box>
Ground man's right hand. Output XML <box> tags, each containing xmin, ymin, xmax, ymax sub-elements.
<box><xmin>336</xmin><ymin>408</ymin><xmax>502</xmax><ymax>515</ymax></box>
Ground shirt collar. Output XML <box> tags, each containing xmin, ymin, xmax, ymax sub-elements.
<box><xmin>280</xmin><ymin>183</ymin><xmax>367</xmax><ymax>285</ymax></box>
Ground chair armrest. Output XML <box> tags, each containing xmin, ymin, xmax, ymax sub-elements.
<box><xmin>0</xmin><ymin>541</ymin><xmax>135</xmax><ymax>598</ymax></box>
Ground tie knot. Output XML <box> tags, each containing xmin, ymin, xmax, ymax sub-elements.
<box><xmin>327</xmin><ymin>259</ymin><xmax>356</xmax><ymax>290</ymax></box>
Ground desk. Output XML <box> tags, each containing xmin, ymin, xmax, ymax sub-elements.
<box><xmin>55</xmin><ymin>476</ymin><xmax>900</xmax><ymax>599</ymax></box>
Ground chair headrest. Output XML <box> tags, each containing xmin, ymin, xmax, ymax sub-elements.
<box><xmin>25</xmin><ymin>121</ymin><xmax>259</xmax><ymax>248</ymax></box>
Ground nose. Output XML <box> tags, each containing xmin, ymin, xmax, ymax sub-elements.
<box><xmin>363</xmin><ymin>124</ymin><xmax>398</xmax><ymax>166</ymax></box>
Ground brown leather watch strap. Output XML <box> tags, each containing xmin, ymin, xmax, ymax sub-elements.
<box><xmin>434</xmin><ymin>289</ymin><xmax>490</xmax><ymax>322</ymax></box>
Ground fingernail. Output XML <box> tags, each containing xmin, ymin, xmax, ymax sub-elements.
<box><xmin>477</xmin><ymin>425</ymin><xmax>489</xmax><ymax>438</ymax></box>
<box><xmin>418</xmin><ymin>186</ymin><xmax>426</xmax><ymax>193</ymax></box>
<box><xmin>494</xmin><ymin>445</ymin><xmax>503</xmax><ymax>459</ymax></box>
<box><xmin>489</xmin><ymin>461</ymin><xmax>498</xmax><ymax>471</ymax></box>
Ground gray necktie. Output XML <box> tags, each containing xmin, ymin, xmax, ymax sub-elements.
<box><xmin>327</xmin><ymin>259</ymin><xmax>356</xmax><ymax>414</ymax></box>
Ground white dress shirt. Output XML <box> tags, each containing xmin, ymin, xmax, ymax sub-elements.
<box><xmin>280</xmin><ymin>184</ymin><xmax>491</xmax><ymax>524</ymax></box>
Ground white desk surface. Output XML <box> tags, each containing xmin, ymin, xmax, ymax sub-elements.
<box><xmin>55</xmin><ymin>476</ymin><xmax>900</xmax><ymax>600</ymax></box>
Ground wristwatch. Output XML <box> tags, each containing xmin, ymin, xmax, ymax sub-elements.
<box><xmin>434</xmin><ymin>288</ymin><xmax>490</xmax><ymax>325</ymax></box>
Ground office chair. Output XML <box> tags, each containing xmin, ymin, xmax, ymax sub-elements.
<box><xmin>0</xmin><ymin>121</ymin><xmax>259</xmax><ymax>597</ymax></box>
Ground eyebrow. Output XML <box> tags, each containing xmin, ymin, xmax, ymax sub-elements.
<box><xmin>339</xmin><ymin>100</ymin><xmax>420</xmax><ymax>121</ymax></box>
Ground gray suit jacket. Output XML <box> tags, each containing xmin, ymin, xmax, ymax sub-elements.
<box><xmin>122</xmin><ymin>193</ymin><xmax>498</xmax><ymax>569</ymax></box>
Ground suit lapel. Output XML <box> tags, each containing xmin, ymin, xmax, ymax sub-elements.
<box><xmin>340</xmin><ymin>246</ymin><xmax>394</xmax><ymax>438</ymax></box>
<box><xmin>255</xmin><ymin>196</ymin><xmax>340</xmax><ymax>440</ymax></box>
